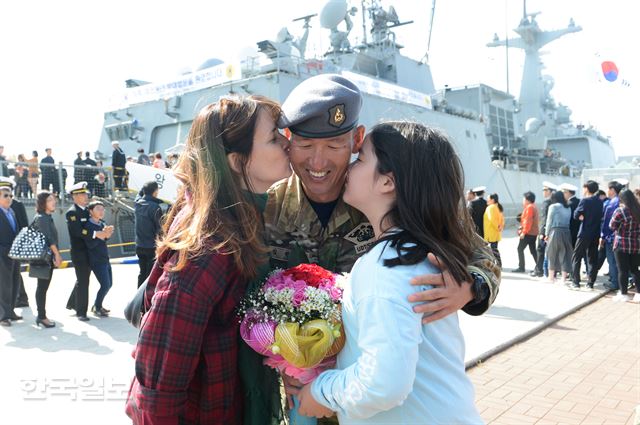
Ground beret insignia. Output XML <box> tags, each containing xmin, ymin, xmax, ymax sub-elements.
<box><xmin>328</xmin><ymin>104</ymin><xmax>346</xmax><ymax>128</ymax></box>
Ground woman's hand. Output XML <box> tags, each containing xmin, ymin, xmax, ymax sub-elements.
<box><xmin>408</xmin><ymin>253</ymin><xmax>474</xmax><ymax>324</ymax></box>
<box><xmin>298</xmin><ymin>383</ymin><xmax>334</xmax><ymax>418</ymax></box>
<box><xmin>53</xmin><ymin>254</ymin><xmax>62</xmax><ymax>268</ymax></box>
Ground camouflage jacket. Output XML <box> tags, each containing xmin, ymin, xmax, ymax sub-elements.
<box><xmin>264</xmin><ymin>174</ymin><xmax>501</xmax><ymax>315</ymax></box>
<box><xmin>264</xmin><ymin>175</ymin><xmax>374</xmax><ymax>274</ymax></box>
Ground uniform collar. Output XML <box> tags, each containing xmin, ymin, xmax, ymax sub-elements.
<box><xmin>277</xmin><ymin>174</ymin><xmax>361</xmax><ymax>234</ymax></box>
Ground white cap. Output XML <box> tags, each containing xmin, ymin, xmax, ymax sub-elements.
<box><xmin>614</xmin><ymin>178</ymin><xmax>629</xmax><ymax>186</ymax></box>
<box><xmin>472</xmin><ymin>186</ymin><xmax>487</xmax><ymax>193</ymax></box>
<box><xmin>111</xmin><ymin>140</ymin><xmax>120</xmax><ymax>146</ymax></box>
<box><xmin>542</xmin><ymin>181</ymin><xmax>558</xmax><ymax>191</ymax></box>
<box><xmin>559</xmin><ymin>183</ymin><xmax>578</xmax><ymax>192</ymax></box>
<box><xmin>68</xmin><ymin>181</ymin><xmax>90</xmax><ymax>195</ymax></box>
<box><xmin>0</xmin><ymin>176</ymin><xmax>14</xmax><ymax>191</ymax></box>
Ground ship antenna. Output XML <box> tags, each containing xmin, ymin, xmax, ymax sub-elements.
<box><xmin>420</xmin><ymin>0</ymin><xmax>437</xmax><ymax>64</ymax></box>
<box><xmin>505</xmin><ymin>0</ymin><xmax>510</xmax><ymax>95</ymax></box>
<box><xmin>361</xmin><ymin>0</ymin><xmax>367</xmax><ymax>44</ymax></box>
<box><xmin>427</xmin><ymin>0</ymin><xmax>436</xmax><ymax>53</ymax></box>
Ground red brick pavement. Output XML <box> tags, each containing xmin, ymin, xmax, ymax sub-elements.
<box><xmin>468</xmin><ymin>292</ymin><xmax>640</xmax><ymax>425</ymax></box>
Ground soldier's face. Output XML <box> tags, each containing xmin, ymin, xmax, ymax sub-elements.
<box><xmin>289</xmin><ymin>126</ymin><xmax>364</xmax><ymax>203</ymax></box>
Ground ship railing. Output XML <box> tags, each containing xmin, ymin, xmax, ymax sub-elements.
<box><xmin>240</xmin><ymin>51</ymin><xmax>328</xmax><ymax>80</ymax></box>
<box><xmin>0</xmin><ymin>159</ymin><xmax>127</xmax><ymax>205</ymax></box>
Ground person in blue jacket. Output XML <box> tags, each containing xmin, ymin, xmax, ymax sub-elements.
<box><xmin>85</xmin><ymin>200</ymin><xmax>112</xmax><ymax>317</ymax></box>
<box><xmin>134</xmin><ymin>181</ymin><xmax>163</xmax><ymax>288</ymax></box>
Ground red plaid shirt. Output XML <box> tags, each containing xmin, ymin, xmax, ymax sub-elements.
<box><xmin>126</xmin><ymin>248</ymin><xmax>246</xmax><ymax>425</ymax></box>
<box><xmin>609</xmin><ymin>206</ymin><xmax>640</xmax><ymax>254</ymax></box>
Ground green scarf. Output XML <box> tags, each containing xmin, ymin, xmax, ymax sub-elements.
<box><xmin>239</xmin><ymin>192</ymin><xmax>285</xmax><ymax>425</ymax></box>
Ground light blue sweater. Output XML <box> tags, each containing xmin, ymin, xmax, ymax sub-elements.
<box><xmin>311</xmin><ymin>240</ymin><xmax>483</xmax><ymax>424</ymax></box>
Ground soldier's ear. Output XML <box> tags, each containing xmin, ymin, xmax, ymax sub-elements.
<box><xmin>352</xmin><ymin>126</ymin><xmax>365</xmax><ymax>154</ymax></box>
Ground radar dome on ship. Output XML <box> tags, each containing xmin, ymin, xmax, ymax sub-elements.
<box><xmin>320</xmin><ymin>0</ymin><xmax>348</xmax><ymax>29</ymax></box>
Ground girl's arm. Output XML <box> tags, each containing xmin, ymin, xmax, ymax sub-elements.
<box><xmin>309</xmin><ymin>295</ymin><xmax>421</xmax><ymax>419</ymax></box>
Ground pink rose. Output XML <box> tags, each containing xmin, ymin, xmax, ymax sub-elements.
<box><xmin>319</xmin><ymin>282</ymin><xmax>343</xmax><ymax>302</ymax></box>
<box><xmin>292</xmin><ymin>288</ymin><xmax>307</xmax><ymax>307</ymax></box>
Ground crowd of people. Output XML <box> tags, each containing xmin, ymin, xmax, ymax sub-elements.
<box><xmin>467</xmin><ymin>179</ymin><xmax>640</xmax><ymax>303</ymax></box>
<box><xmin>0</xmin><ymin>143</ymin><xmax>178</xmax><ymax>198</ymax></box>
<box><xmin>0</xmin><ymin>179</ymin><xmax>118</xmax><ymax>326</ymax></box>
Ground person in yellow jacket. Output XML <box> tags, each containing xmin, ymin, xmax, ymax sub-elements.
<box><xmin>484</xmin><ymin>193</ymin><xmax>505</xmax><ymax>267</ymax></box>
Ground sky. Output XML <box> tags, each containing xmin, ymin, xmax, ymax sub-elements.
<box><xmin>0</xmin><ymin>0</ymin><xmax>637</xmax><ymax>164</ymax></box>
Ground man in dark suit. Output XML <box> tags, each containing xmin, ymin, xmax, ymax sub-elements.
<box><xmin>10</xmin><ymin>197</ymin><xmax>30</xmax><ymax>307</ymax></box>
<box><xmin>65</xmin><ymin>182</ymin><xmax>113</xmax><ymax>321</ymax></box>
<box><xmin>0</xmin><ymin>178</ymin><xmax>22</xmax><ymax>326</ymax></box>
<box><xmin>73</xmin><ymin>151</ymin><xmax>85</xmax><ymax>184</ymax></box>
<box><xmin>468</xmin><ymin>186</ymin><xmax>487</xmax><ymax>237</ymax></box>
<box><xmin>40</xmin><ymin>148</ymin><xmax>58</xmax><ymax>194</ymax></box>
<box><xmin>532</xmin><ymin>181</ymin><xmax>557</xmax><ymax>277</ymax></box>
<box><xmin>111</xmin><ymin>141</ymin><xmax>127</xmax><ymax>190</ymax></box>
<box><xmin>571</xmin><ymin>180</ymin><xmax>604</xmax><ymax>289</ymax></box>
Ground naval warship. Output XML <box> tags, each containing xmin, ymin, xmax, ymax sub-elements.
<box><xmin>6</xmin><ymin>0</ymin><xmax>618</xmax><ymax>260</ymax></box>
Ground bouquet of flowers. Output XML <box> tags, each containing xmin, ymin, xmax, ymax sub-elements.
<box><xmin>238</xmin><ymin>264</ymin><xmax>346</xmax><ymax>384</ymax></box>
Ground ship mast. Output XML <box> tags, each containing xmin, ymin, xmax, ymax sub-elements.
<box><xmin>487</xmin><ymin>1</ymin><xmax>582</xmax><ymax>135</ymax></box>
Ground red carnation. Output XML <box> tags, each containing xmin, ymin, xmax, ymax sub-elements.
<box><xmin>283</xmin><ymin>264</ymin><xmax>335</xmax><ymax>288</ymax></box>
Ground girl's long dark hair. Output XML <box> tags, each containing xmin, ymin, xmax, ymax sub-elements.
<box><xmin>369</xmin><ymin>121</ymin><xmax>475</xmax><ymax>286</ymax></box>
<box><xmin>489</xmin><ymin>193</ymin><xmax>504</xmax><ymax>212</ymax></box>
<box><xmin>619</xmin><ymin>189</ymin><xmax>640</xmax><ymax>222</ymax></box>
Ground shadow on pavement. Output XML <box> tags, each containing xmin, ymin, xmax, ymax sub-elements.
<box><xmin>2</xmin><ymin>308</ymin><xmax>136</xmax><ymax>354</ymax></box>
<box><xmin>485</xmin><ymin>306</ymin><xmax>549</xmax><ymax>322</ymax></box>
<box><xmin>5</xmin><ymin>325</ymin><xmax>115</xmax><ymax>355</ymax></box>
